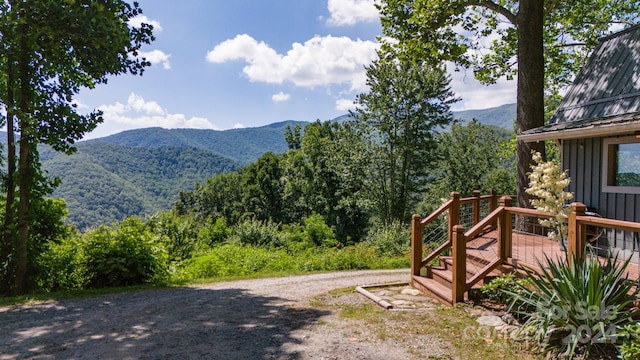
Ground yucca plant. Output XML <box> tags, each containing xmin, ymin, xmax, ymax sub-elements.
<box><xmin>507</xmin><ymin>251</ymin><xmax>640</xmax><ymax>359</ymax></box>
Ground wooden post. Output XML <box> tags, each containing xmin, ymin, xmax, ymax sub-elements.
<box><xmin>472</xmin><ymin>190</ymin><xmax>481</xmax><ymax>226</ymax></box>
<box><xmin>568</xmin><ymin>202</ymin><xmax>587</xmax><ymax>264</ymax></box>
<box><xmin>452</xmin><ymin>225</ymin><xmax>466</xmax><ymax>304</ymax></box>
<box><xmin>489</xmin><ymin>189</ymin><xmax>499</xmax><ymax>228</ymax></box>
<box><xmin>448</xmin><ymin>192</ymin><xmax>460</xmax><ymax>245</ymax></box>
<box><xmin>498</xmin><ymin>196</ymin><xmax>513</xmax><ymax>261</ymax></box>
<box><xmin>489</xmin><ymin>190</ymin><xmax>498</xmax><ymax>213</ymax></box>
<box><xmin>411</xmin><ymin>214</ymin><xmax>423</xmax><ymax>277</ymax></box>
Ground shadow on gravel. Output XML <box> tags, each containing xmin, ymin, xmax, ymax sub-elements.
<box><xmin>0</xmin><ymin>286</ymin><xmax>330</xmax><ymax>359</ymax></box>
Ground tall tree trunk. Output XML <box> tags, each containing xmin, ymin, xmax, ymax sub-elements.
<box><xmin>516</xmin><ymin>0</ymin><xmax>546</xmax><ymax>209</ymax></box>
<box><xmin>14</xmin><ymin>15</ymin><xmax>30</xmax><ymax>295</ymax></box>
<box><xmin>0</xmin><ymin>60</ymin><xmax>16</xmax><ymax>295</ymax></box>
<box><xmin>14</xmin><ymin>133</ymin><xmax>29</xmax><ymax>294</ymax></box>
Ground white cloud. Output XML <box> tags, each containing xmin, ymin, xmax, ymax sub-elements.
<box><xmin>129</xmin><ymin>15</ymin><xmax>163</xmax><ymax>32</ymax></box>
<box><xmin>206</xmin><ymin>34</ymin><xmax>378</xmax><ymax>92</ymax></box>
<box><xmin>272</xmin><ymin>91</ymin><xmax>291</xmax><ymax>102</ymax></box>
<box><xmin>233</xmin><ymin>123</ymin><xmax>246</xmax><ymax>129</ymax></box>
<box><xmin>98</xmin><ymin>93</ymin><xmax>219</xmax><ymax>130</ymax></box>
<box><xmin>335</xmin><ymin>98</ymin><xmax>356</xmax><ymax>111</ymax></box>
<box><xmin>448</xmin><ymin>65</ymin><xmax>516</xmax><ymax>111</ymax></box>
<box><xmin>139</xmin><ymin>49</ymin><xmax>171</xmax><ymax>70</ymax></box>
<box><xmin>327</xmin><ymin>0</ymin><xmax>379</xmax><ymax>26</ymax></box>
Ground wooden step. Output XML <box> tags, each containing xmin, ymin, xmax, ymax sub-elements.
<box><xmin>412</xmin><ymin>275</ymin><xmax>452</xmax><ymax>305</ymax></box>
<box><xmin>440</xmin><ymin>256</ymin><xmax>490</xmax><ymax>278</ymax></box>
<box><xmin>430</xmin><ymin>266</ymin><xmax>452</xmax><ymax>287</ymax></box>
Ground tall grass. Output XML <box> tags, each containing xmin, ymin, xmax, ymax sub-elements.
<box><xmin>173</xmin><ymin>243</ymin><xmax>409</xmax><ymax>283</ymax></box>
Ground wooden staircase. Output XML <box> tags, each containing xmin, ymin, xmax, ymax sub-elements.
<box><xmin>410</xmin><ymin>191</ymin><xmax>515</xmax><ymax>305</ymax></box>
<box><xmin>412</xmin><ymin>253</ymin><xmax>513</xmax><ymax>305</ymax></box>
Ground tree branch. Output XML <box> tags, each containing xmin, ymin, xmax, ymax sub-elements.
<box><xmin>468</xmin><ymin>0</ymin><xmax>517</xmax><ymax>25</ymax></box>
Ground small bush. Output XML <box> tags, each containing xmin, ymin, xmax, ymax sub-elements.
<box><xmin>480</xmin><ymin>272</ymin><xmax>531</xmax><ymax>306</ymax></box>
<box><xmin>36</xmin><ymin>236</ymin><xmax>85</xmax><ymax>291</ymax></box>
<box><xmin>362</xmin><ymin>222</ymin><xmax>410</xmax><ymax>257</ymax></box>
<box><xmin>146</xmin><ymin>211</ymin><xmax>200</xmax><ymax>261</ymax></box>
<box><xmin>82</xmin><ymin>218</ymin><xmax>169</xmax><ymax>288</ymax></box>
<box><xmin>618</xmin><ymin>322</ymin><xmax>640</xmax><ymax>360</ymax></box>
<box><xmin>197</xmin><ymin>217</ymin><xmax>232</xmax><ymax>246</ymax></box>
<box><xmin>230</xmin><ymin>218</ymin><xmax>284</xmax><ymax>247</ymax></box>
<box><xmin>302</xmin><ymin>214</ymin><xmax>337</xmax><ymax>248</ymax></box>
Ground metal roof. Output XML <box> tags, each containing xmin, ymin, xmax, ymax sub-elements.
<box><xmin>519</xmin><ymin>25</ymin><xmax>640</xmax><ymax>142</ymax></box>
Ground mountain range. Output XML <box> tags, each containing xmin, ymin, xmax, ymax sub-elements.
<box><xmin>33</xmin><ymin>103</ymin><xmax>516</xmax><ymax>230</ymax></box>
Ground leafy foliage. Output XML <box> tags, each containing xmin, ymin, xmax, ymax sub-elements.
<box><xmin>427</xmin><ymin>120</ymin><xmax>514</xmax><ymax>200</ymax></box>
<box><xmin>508</xmin><ymin>252</ymin><xmax>640</xmax><ymax>359</ymax></box>
<box><xmin>377</xmin><ymin>0</ymin><xmax>639</xmax><ymax>94</ymax></box>
<box><xmin>361</xmin><ymin>222</ymin><xmax>410</xmax><ymax>257</ymax></box>
<box><xmin>174</xmin><ymin>243</ymin><xmax>409</xmax><ymax>283</ymax></box>
<box><xmin>352</xmin><ymin>58</ymin><xmax>457</xmax><ymax>224</ymax></box>
<box><xmin>618</xmin><ymin>322</ymin><xmax>640</xmax><ymax>360</ymax></box>
<box><xmin>81</xmin><ymin>218</ymin><xmax>169</xmax><ymax>288</ymax></box>
<box><xmin>480</xmin><ymin>272</ymin><xmax>530</xmax><ymax>306</ymax></box>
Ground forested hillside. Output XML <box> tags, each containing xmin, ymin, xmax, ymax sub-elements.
<box><xmin>97</xmin><ymin>120</ymin><xmax>308</xmax><ymax>164</ymax></box>
<box><xmin>42</xmin><ymin>142</ymin><xmax>239</xmax><ymax>230</ymax></box>
<box><xmin>33</xmin><ymin>105</ymin><xmax>515</xmax><ymax>230</ymax></box>
<box><xmin>454</xmin><ymin>103</ymin><xmax>516</xmax><ymax>129</ymax></box>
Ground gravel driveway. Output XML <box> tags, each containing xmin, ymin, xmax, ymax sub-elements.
<box><xmin>1</xmin><ymin>269</ymin><xmax>417</xmax><ymax>359</ymax></box>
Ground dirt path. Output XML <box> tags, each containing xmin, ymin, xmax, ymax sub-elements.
<box><xmin>0</xmin><ymin>269</ymin><xmax>434</xmax><ymax>359</ymax></box>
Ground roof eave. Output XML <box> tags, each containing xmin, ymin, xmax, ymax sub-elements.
<box><xmin>517</xmin><ymin>121</ymin><xmax>640</xmax><ymax>142</ymax></box>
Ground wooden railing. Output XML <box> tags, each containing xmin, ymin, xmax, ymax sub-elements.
<box><xmin>412</xmin><ymin>192</ymin><xmax>640</xmax><ymax>304</ymax></box>
<box><xmin>411</xmin><ymin>191</ymin><xmax>499</xmax><ymax>284</ymax></box>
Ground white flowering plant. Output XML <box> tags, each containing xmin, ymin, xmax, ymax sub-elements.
<box><xmin>525</xmin><ymin>151</ymin><xmax>574</xmax><ymax>244</ymax></box>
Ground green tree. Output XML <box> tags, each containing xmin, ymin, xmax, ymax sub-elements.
<box><xmin>242</xmin><ymin>152</ymin><xmax>285</xmax><ymax>222</ymax></box>
<box><xmin>377</xmin><ymin>0</ymin><xmax>639</xmax><ymax>209</ymax></box>
<box><xmin>176</xmin><ymin>171</ymin><xmax>245</xmax><ymax>225</ymax></box>
<box><xmin>0</xmin><ymin>0</ymin><xmax>154</xmax><ymax>294</ymax></box>
<box><xmin>352</xmin><ymin>58</ymin><xmax>457</xmax><ymax>224</ymax></box>
<box><xmin>423</xmin><ymin>120</ymin><xmax>514</xmax><ymax>210</ymax></box>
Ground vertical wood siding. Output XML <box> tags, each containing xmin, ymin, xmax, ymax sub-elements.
<box><xmin>563</xmin><ymin>137</ymin><xmax>640</xmax><ymax>222</ymax></box>
<box><xmin>563</xmin><ymin>137</ymin><xmax>640</xmax><ymax>253</ymax></box>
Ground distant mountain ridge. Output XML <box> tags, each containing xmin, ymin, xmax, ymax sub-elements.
<box><xmin>6</xmin><ymin>104</ymin><xmax>515</xmax><ymax>230</ymax></box>
<box><xmin>453</xmin><ymin>103</ymin><xmax>516</xmax><ymax>129</ymax></box>
<box><xmin>96</xmin><ymin>120</ymin><xmax>308</xmax><ymax>164</ymax></box>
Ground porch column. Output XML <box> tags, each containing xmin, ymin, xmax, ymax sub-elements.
<box><xmin>568</xmin><ymin>202</ymin><xmax>587</xmax><ymax>263</ymax></box>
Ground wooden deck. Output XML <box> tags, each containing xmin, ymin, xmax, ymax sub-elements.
<box><xmin>465</xmin><ymin>229</ymin><xmax>640</xmax><ymax>281</ymax></box>
<box><xmin>411</xmin><ymin>192</ymin><xmax>640</xmax><ymax>304</ymax></box>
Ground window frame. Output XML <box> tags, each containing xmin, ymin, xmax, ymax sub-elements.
<box><xmin>602</xmin><ymin>135</ymin><xmax>640</xmax><ymax>194</ymax></box>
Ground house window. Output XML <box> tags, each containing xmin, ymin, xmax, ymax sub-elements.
<box><xmin>603</xmin><ymin>136</ymin><xmax>640</xmax><ymax>194</ymax></box>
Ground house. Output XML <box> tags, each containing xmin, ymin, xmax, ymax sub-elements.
<box><xmin>518</xmin><ymin>25</ymin><xmax>640</xmax><ymax>257</ymax></box>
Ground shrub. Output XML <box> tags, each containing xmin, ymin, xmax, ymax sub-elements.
<box><xmin>618</xmin><ymin>322</ymin><xmax>640</xmax><ymax>360</ymax></box>
<box><xmin>480</xmin><ymin>272</ymin><xmax>530</xmax><ymax>306</ymax></box>
<box><xmin>230</xmin><ymin>218</ymin><xmax>284</xmax><ymax>247</ymax></box>
<box><xmin>362</xmin><ymin>222</ymin><xmax>410</xmax><ymax>257</ymax></box>
<box><xmin>302</xmin><ymin>214</ymin><xmax>337</xmax><ymax>248</ymax></box>
<box><xmin>146</xmin><ymin>211</ymin><xmax>200</xmax><ymax>261</ymax></box>
<box><xmin>82</xmin><ymin>217</ymin><xmax>169</xmax><ymax>288</ymax></box>
<box><xmin>197</xmin><ymin>217</ymin><xmax>232</xmax><ymax>246</ymax></box>
<box><xmin>36</xmin><ymin>236</ymin><xmax>85</xmax><ymax>291</ymax></box>
<box><xmin>509</xmin><ymin>252</ymin><xmax>639</xmax><ymax>359</ymax></box>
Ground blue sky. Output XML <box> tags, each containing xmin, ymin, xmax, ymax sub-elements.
<box><xmin>77</xmin><ymin>0</ymin><xmax>516</xmax><ymax>140</ymax></box>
